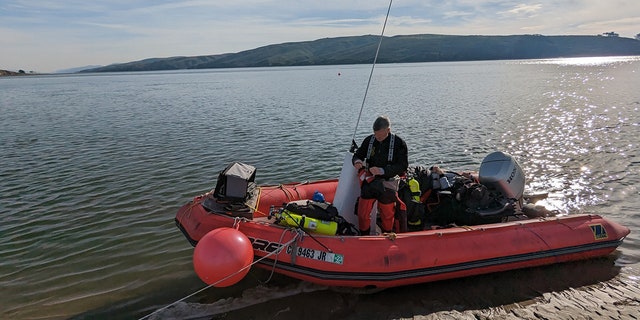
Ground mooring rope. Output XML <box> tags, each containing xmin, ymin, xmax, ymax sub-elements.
<box><xmin>139</xmin><ymin>230</ymin><xmax>300</xmax><ymax>320</ymax></box>
<box><xmin>351</xmin><ymin>0</ymin><xmax>393</xmax><ymax>144</ymax></box>
<box><xmin>259</xmin><ymin>228</ymin><xmax>301</xmax><ymax>284</ymax></box>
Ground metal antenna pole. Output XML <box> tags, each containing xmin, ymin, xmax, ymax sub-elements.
<box><xmin>351</xmin><ymin>0</ymin><xmax>393</xmax><ymax>148</ymax></box>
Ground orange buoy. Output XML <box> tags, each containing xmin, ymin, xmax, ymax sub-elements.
<box><xmin>193</xmin><ymin>227</ymin><xmax>254</xmax><ymax>287</ymax></box>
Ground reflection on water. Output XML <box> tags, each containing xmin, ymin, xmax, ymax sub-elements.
<box><xmin>1</xmin><ymin>57</ymin><xmax>639</xmax><ymax>319</ymax></box>
<box><xmin>501</xmin><ymin>57</ymin><xmax>639</xmax><ymax>218</ymax></box>
<box><xmin>524</xmin><ymin>55</ymin><xmax>640</xmax><ymax>66</ymax></box>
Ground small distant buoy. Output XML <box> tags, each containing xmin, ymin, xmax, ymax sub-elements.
<box><xmin>338</xmin><ymin>72</ymin><xmax>341</xmax><ymax>76</ymax></box>
<box><xmin>193</xmin><ymin>227</ymin><xmax>254</xmax><ymax>287</ymax></box>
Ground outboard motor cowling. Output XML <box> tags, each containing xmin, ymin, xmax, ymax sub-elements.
<box><xmin>478</xmin><ymin>151</ymin><xmax>525</xmax><ymax>201</ymax></box>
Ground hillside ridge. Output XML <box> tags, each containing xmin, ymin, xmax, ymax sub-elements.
<box><xmin>73</xmin><ymin>34</ymin><xmax>640</xmax><ymax>72</ymax></box>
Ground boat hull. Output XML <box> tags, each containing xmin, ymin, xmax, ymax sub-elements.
<box><xmin>175</xmin><ymin>179</ymin><xmax>630</xmax><ymax>288</ymax></box>
<box><xmin>248</xmin><ymin>215</ymin><xmax>626</xmax><ymax>288</ymax></box>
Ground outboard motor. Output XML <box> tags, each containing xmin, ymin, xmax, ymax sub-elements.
<box><xmin>479</xmin><ymin>151</ymin><xmax>525</xmax><ymax>205</ymax></box>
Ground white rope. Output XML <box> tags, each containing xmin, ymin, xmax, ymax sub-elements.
<box><xmin>259</xmin><ymin>228</ymin><xmax>302</xmax><ymax>284</ymax></box>
<box><xmin>139</xmin><ymin>230</ymin><xmax>300</xmax><ymax>320</ymax></box>
<box><xmin>351</xmin><ymin>0</ymin><xmax>393</xmax><ymax>144</ymax></box>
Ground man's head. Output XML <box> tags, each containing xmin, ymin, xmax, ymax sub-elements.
<box><xmin>372</xmin><ymin>116</ymin><xmax>391</xmax><ymax>142</ymax></box>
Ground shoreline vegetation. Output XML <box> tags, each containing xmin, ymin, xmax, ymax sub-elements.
<box><xmin>4</xmin><ymin>33</ymin><xmax>640</xmax><ymax>75</ymax></box>
<box><xmin>0</xmin><ymin>69</ymin><xmax>32</xmax><ymax>76</ymax></box>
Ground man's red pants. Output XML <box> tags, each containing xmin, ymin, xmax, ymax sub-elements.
<box><xmin>357</xmin><ymin>198</ymin><xmax>396</xmax><ymax>233</ymax></box>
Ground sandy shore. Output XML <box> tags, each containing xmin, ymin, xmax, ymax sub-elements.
<box><xmin>151</xmin><ymin>257</ymin><xmax>639</xmax><ymax>320</ymax></box>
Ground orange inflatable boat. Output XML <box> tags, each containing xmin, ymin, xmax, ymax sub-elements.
<box><xmin>175</xmin><ymin>152</ymin><xmax>630</xmax><ymax>288</ymax></box>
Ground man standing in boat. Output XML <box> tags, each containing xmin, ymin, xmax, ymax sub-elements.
<box><xmin>353</xmin><ymin>116</ymin><xmax>409</xmax><ymax>235</ymax></box>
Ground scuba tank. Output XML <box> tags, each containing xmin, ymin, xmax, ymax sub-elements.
<box><xmin>408</xmin><ymin>178</ymin><xmax>421</xmax><ymax>201</ymax></box>
<box><xmin>407</xmin><ymin>178</ymin><xmax>422</xmax><ymax>227</ymax></box>
<box><xmin>277</xmin><ymin>210</ymin><xmax>338</xmax><ymax>236</ymax></box>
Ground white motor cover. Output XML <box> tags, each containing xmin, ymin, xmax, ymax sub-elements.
<box><xmin>478</xmin><ymin>151</ymin><xmax>525</xmax><ymax>200</ymax></box>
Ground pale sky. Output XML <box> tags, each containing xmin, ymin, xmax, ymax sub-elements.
<box><xmin>2</xmin><ymin>0</ymin><xmax>639</xmax><ymax>73</ymax></box>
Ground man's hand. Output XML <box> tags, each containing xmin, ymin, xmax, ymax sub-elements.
<box><xmin>369</xmin><ymin>167</ymin><xmax>385</xmax><ymax>176</ymax></box>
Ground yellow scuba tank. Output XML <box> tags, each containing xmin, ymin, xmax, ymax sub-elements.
<box><xmin>407</xmin><ymin>178</ymin><xmax>422</xmax><ymax>226</ymax></box>
<box><xmin>408</xmin><ymin>178</ymin><xmax>421</xmax><ymax>201</ymax></box>
<box><xmin>278</xmin><ymin>210</ymin><xmax>338</xmax><ymax>236</ymax></box>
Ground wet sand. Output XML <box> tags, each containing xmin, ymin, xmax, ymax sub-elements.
<box><xmin>151</xmin><ymin>257</ymin><xmax>640</xmax><ymax>320</ymax></box>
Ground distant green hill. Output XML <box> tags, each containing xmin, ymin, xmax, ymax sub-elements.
<box><xmin>81</xmin><ymin>34</ymin><xmax>640</xmax><ymax>73</ymax></box>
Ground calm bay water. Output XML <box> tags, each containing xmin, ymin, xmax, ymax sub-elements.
<box><xmin>1</xmin><ymin>57</ymin><xmax>639</xmax><ymax>319</ymax></box>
